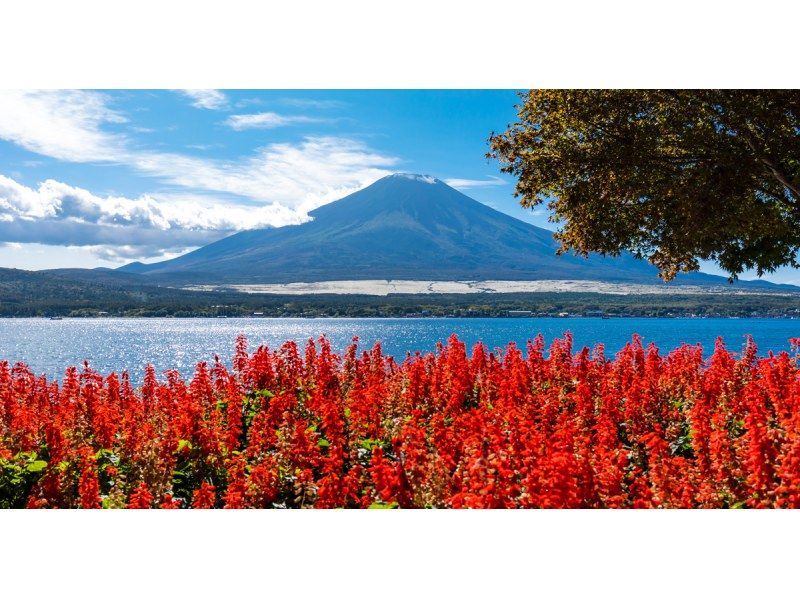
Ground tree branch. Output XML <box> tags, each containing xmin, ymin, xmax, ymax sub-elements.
<box><xmin>742</xmin><ymin>132</ymin><xmax>800</xmax><ymax>202</ymax></box>
<box><xmin>759</xmin><ymin>155</ymin><xmax>800</xmax><ymax>201</ymax></box>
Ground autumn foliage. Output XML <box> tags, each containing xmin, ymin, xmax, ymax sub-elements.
<box><xmin>2</xmin><ymin>333</ymin><xmax>800</xmax><ymax>508</ymax></box>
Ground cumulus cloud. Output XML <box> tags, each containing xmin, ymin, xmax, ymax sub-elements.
<box><xmin>0</xmin><ymin>90</ymin><xmax>404</xmax><ymax>262</ymax></box>
<box><xmin>224</xmin><ymin>112</ymin><xmax>329</xmax><ymax>130</ymax></box>
<box><xmin>444</xmin><ymin>176</ymin><xmax>507</xmax><ymax>190</ymax></box>
<box><xmin>0</xmin><ymin>174</ymin><xmax>310</xmax><ymax>261</ymax></box>
<box><xmin>180</xmin><ymin>89</ymin><xmax>228</xmax><ymax>110</ymax></box>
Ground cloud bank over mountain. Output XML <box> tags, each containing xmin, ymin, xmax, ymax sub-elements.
<box><xmin>0</xmin><ymin>90</ymin><xmax>409</xmax><ymax>261</ymax></box>
<box><xmin>0</xmin><ymin>174</ymin><xmax>312</xmax><ymax>260</ymax></box>
<box><xmin>0</xmin><ymin>90</ymin><xmax>515</xmax><ymax>264</ymax></box>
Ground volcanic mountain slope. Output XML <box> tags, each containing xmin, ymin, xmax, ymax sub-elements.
<box><xmin>119</xmin><ymin>173</ymin><xmax>738</xmax><ymax>286</ymax></box>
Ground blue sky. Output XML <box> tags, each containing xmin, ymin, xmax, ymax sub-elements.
<box><xmin>0</xmin><ymin>89</ymin><xmax>796</xmax><ymax>284</ymax></box>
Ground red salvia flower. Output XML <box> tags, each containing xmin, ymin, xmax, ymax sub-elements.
<box><xmin>128</xmin><ymin>482</ymin><xmax>154</xmax><ymax>509</ymax></box>
<box><xmin>3</xmin><ymin>333</ymin><xmax>800</xmax><ymax>508</ymax></box>
<box><xmin>192</xmin><ymin>482</ymin><xmax>217</xmax><ymax>509</ymax></box>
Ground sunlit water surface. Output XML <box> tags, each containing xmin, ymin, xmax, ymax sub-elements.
<box><xmin>0</xmin><ymin>317</ymin><xmax>798</xmax><ymax>382</ymax></box>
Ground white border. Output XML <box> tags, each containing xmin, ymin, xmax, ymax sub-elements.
<box><xmin>1</xmin><ymin>1</ymin><xmax>799</xmax><ymax>595</ymax></box>
<box><xmin>1</xmin><ymin>0</ymin><xmax>799</xmax><ymax>88</ymax></box>
<box><xmin>2</xmin><ymin>509</ymin><xmax>798</xmax><ymax>596</ymax></box>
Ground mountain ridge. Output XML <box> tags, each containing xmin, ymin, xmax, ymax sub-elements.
<box><xmin>118</xmin><ymin>174</ymin><xmax>782</xmax><ymax>288</ymax></box>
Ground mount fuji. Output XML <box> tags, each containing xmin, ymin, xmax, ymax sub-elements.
<box><xmin>118</xmin><ymin>173</ymin><xmax>749</xmax><ymax>287</ymax></box>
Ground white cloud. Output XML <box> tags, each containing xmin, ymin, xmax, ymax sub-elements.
<box><xmin>129</xmin><ymin>136</ymin><xmax>398</xmax><ymax>212</ymax></box>
<box><xmin>278</xmin><ymin>98</ymin><xmax>347</xmax><ymax>109</ymax></box>
<box><xmin>393</xmin><ymin>173</ymin><xmax>438</xmax><ymax>184</ymax></box>
<box><xmin>0</xmin><ymin>91</ymin><xmax>402</xmax><ymax>261</ymax></box>
<box><xmin>224</xmin><ymin>111</ymin><xmax>328</xmax><ymax>130</ymax></box>
<box><xmin>0</xmin><ymin>91</ymin><xmax>397</xmax><ymax>213</ymax></box>
<box><xmin>87</xmin><ymin>244</ymin><xmax>199</xmax><ymax>262</ymax></box>
<box><xmin>0</xmin><ymin>173</ymin><xmax>310</xmax><ymax>261</ymax></box>
<box><xmin>0</xmin><ymin>90</ymin><xmax>125</xmax><ymax>162</ymax></box>
<box><xmin>444</xmin><ymin>176</ymin><xmax>507</xmax><ymax>190</ymax></box>
<box><xmin>0</xmin><ymin>242</ymin><xmax>196</xmax><ymax>270</ymax></box>
<box><xmin>180</xmin><ymin>89</ymin><xmax>228</xmax><ymax>110</ymax></box>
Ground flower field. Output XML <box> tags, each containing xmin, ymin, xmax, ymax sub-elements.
<box><xmin>2</xmin><ymin>333</ymin><xmax>800</xmax><ymax>508</ymax></box>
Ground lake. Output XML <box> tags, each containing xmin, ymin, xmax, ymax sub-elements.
<box><xmin>0</xmin><ymin>317</ymin><xmax>798</xmax><ymax>382</ymax></box>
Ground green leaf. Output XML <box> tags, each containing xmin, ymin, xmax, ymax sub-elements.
<box><xmin>368</xmin><ymin>501</ymin><xmax>399</xmax><ymax>509</ymax></box>
<box><xmin>26</xmin><ymin>460</ymin><xmax>48</xmax><ymax>473</ymax></box>
<box><xmin>317</xmin><ymin>438</ymin><xmax>330</xmax><ymax>448</ymax></box>
<box><xmin>359</xmin><ymin>438</ymin><xmax>380</xmax><ymax>451</ymax></box>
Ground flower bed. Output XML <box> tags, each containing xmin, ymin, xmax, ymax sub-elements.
<box><xmin>2</xmin><ymin>334</ymin><xmax>799</xmax><ymax>508</ymax></box>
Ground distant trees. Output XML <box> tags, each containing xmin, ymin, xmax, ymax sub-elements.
<box><xmin>489</xmin><ymin>90</ymin><xmax>800</xmax><ymax>280</ymax></box>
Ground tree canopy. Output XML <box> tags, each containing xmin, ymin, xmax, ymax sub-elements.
<box><xmin>488</xmin><ymin>90</ymin><xmax>800</xmax><ymax>280</ymax></box>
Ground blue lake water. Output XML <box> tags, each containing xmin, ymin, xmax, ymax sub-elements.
<box><xmin>0</xmin><ymin>317</ymin><xmax>798</xmax><ymax>382</ymax></box>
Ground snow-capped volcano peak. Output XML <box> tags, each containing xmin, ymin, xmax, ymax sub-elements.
<box><xmin>121</xmin><ymin>172</ymin><xmax>675</xmax><ymax>286</ymax></box>
<box><xmin>389</xmin><ymin>173</ymin><xmax>439</xmax><ymax>184</ymax></box>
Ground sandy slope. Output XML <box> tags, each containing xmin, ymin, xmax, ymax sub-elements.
<box><xmin>181</xmin><ymin>279</ymin><xmax>798</xmax><ymax>296</ymax></box>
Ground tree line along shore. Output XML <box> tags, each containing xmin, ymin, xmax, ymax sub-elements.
<box><xmin>4</xmin><ymin>291</ymin><xmax>800</xmax><ymax>319</ymax></box>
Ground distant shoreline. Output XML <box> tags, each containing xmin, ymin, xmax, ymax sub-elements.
<box><xmin>3</xmin><ymin>314</ymin><xmax>799</xmax><ymax>321</ymax></box>
<box><xmin>4</xmin><ymin>273</ymin><xmax>800</xmax><ymax>319</ymax></box>
<box><xmin>180</xmin><ymin>279</ymin><xmax>800</xmax><ymax>297</ymax></box>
